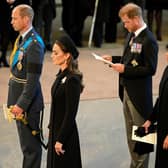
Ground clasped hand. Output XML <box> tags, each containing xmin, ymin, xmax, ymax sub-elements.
<box><xmin>11</xmin><ymin>104</ymin><xmax>23</xmax><ymax>118</ymax></box>
<box><xmin>55</xmin><ymin>141</ymin><xmax>65</xmax><ymax>155</ymax></box>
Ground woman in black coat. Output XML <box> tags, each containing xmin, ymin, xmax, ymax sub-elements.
<box><xmin>47</xmin><ymin>34</ymin><xmax>84</xmax><ymax>168</ymax></box>
<box><xmin>143</xmin><ymin>52</ymin><xmax>168</xmax><ymax>167</ymax></box>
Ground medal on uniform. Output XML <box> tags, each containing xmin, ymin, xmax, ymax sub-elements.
<box><xmin>131</xmin><ymin>59</ymin><xmax>138</xmax><ymax>67</ymax></box>
<box><xmin>17</xmin><ymin>49</ymin><xmax>24</xmax><ymax>71</ymax></box>
<box><xmin>131</xmin><ymin>43</ymin><xmax>142</xmax><ymax>53</ymax></box>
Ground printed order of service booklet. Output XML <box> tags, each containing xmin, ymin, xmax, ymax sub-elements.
<box><xmin>132</xmin><ymin>125</ymin><xmax>157</xmax><ymax>145</ymax></box>
<box><xmin>92</xmin><ymin>52</ymin><xmax>114</xmax><ymax>66</ymax></box>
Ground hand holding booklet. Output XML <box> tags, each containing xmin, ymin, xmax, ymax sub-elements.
<box><xmin>92</xmin><ymin>52</ymin><xmax>114</xmax><ymax>66</ymax></box>
<box><xmin>132</xmin><ymin>125</ymin><xmax>157</xmax><ymax>144</ymax></box>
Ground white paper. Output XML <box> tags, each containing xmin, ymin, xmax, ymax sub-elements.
<box><xmin>92</xmin><ymin>52</ymin><xmax>114</xmax><ymax>66</ymax></box>
<box><xmin>132</xmin><ymin>125</ymin><xmax>157</xmax><ymax>145</ymax></box>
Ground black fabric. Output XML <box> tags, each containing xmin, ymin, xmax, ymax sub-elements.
<box><xmin>130</xmin><ymin>32</ymin><xmax>135</xmax><ymax>38</ymax></box>
<box><xmin>134</xmin><ymin>142</ymin><xmax>154</xmax><ymax>155</ymax></box>
<box><xmin>134</xmin><ymin>125</ymin><xmax>157</xmax><ymax>137</ymax></box>
<box><xmin>19</xmin><ymin>36</ymin><xmax>23</xmax><ymax>45</ymax></box>
<box><xmin>56</xmin><ymin>33</ymin><xmax>79</xmax><ymax>59</ymax></box>
<box><xmin>27</xmin><ymin>63</ymin><xmax>42</xmax><ymax>74</ymax></box>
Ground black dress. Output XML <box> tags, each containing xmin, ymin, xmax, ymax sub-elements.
<box><xmin>47</xmin><ymin>69</ymin><xmax>82</xmax><ymax>168</ymax></box>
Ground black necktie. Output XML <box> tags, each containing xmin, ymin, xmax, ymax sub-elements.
<box><xmin>19</xmin><ymin>36</ymin><xmax>23</xmax><ymax>45</ymax></box>
<box><xmin>129</xmin><ymin>32</ymin><xmax>135</xmax><ymax>46</ymax></box>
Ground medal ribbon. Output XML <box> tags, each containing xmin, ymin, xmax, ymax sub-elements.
<box><xmin>11</xmin><ymin>37</ymin><xmax>33</xmax><ymax>68</ymax></box>
<box><xmin>10</xmin><ymin>33</ymin><xmax>45</xmax><ymax>69</ymax></box>
<box><xmin>9</xmin><ymin>35</ymin><xmax>20</xmax><ymax>66</ymax></box>
<box><xmin>36</xmin><ymin>34</ymin><xmax>45</xmax><ymax>48</ymax></box>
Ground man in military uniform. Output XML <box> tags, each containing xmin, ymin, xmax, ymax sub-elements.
<box><xmin>7</xmin><ymin>4</ymin><xmax>45</xmax><ymax>168</ymax></box>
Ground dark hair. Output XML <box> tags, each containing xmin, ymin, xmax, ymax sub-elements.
<box><xmin>55</xmin><ymin>40</ymin><xmax>84</xmax><ymax>93</ymax></box>
<box><xmin>55</xmin><ymin>35</ymin><xmax>79</xmax><ymax>59</ymax></box>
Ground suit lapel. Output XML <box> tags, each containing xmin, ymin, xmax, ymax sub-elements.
<box><xmin>122</xmin><ymin>33</ymin><xmax>134</xmax><ymax>63</ymax></box>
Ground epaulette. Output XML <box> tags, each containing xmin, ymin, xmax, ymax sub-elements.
<box><xmin>31</xmin><ymin>33</ymin><xmax>37</xmax><ymax>43</ymax></box>
<box><xmin>31</xmin><ymin>32</ymin><xmax>45</xmax><ymax>48</ymax></box>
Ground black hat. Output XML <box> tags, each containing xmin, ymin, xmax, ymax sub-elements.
<box><xmin>56</xmin><ymin>34</ymin><xmax>79</xmax><ymax>59</ymax></box>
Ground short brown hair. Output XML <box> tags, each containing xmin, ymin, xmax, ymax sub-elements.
<box><xmin>14</xmin><ymin>4</ymin><xmax>34</xmax><ymax>21</ymax></box>
<box><xmin>119</xmin><ymin>3</ymin><xmax>142</xmax><ymax>19</ymax></box>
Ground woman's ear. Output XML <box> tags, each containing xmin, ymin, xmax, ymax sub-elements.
<box><xmin>65</xmin><ymin>52</ymin><xmax>71</xmax><ymax>60</ymax></box>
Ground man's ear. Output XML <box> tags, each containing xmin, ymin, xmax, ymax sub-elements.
<box><xmin>23</xmin><ymin>15</ymin><xmax>30</xmax><ymax>25</ymax></box>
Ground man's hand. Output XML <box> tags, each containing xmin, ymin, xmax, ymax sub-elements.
<box><xmin>102</xmin><ymin>55</ymin><xmax>112</xmax><ymax>62</ymax></box>
<box><xmin>11</xmin><ymin>104</ymin><xmax>23</xmax><ymax>117</ymax></box>
<box><xmin>142</xmin><ymin>120</ymin><xmax>151</xmax><ymax>134</ymax></box>
<box><xmin>111</xmin><ymin>63</ymin><xmax>125</xmax><ymax>73</ymax></box>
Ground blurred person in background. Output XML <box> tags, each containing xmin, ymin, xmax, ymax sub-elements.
<box><xmin>31</xmin><ymin>0</ymin><xmax>56</xmax><ymax>51</ymax></box>
<box><xmin>0</xmin><ymin>0</ymin><xmax>30</xmax><ymax>67</ymax></box>
<box><xmin>145</xmin><ymin>0</ymin><xmax>168</xmax><ymax>41</ymax></box>
<box><xmin>104</xmin><ymin>0</ymin><xmax>124</xmax><ymax>43</ymax></box>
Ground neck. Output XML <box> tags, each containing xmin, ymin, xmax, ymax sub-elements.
<box><xmin>60</xmin><ymin>64</ymin><xmax>68</xmax><ymax>71</ymax></box>
<box><xmin>137</xmin><ymin>19</ymin><xmax>144</xmax><ymax>29</ymax></box>
<box><xmin>20</xmin><ymin>25</ymin><xmax>32</xmax><ymax>35</ymax></box>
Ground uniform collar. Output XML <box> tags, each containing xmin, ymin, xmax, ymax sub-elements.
<box><xmin>20</xmin><ymin>26</ymin><xmax>33</xmax><ymax>40</ymax></box>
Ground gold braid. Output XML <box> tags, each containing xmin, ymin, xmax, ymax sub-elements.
<box><xmin>9</xmin><ymin>35</ymin><xmax>20</xmax><ymax>66</ymax></box>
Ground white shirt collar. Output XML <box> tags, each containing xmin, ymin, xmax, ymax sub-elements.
<box><xmin>20</xmin><ymin>26</ymin><xmax>33</xmax><ymax>39</ymax></box>
<box><xmin>134</xmin><ymin>23</ymin><xmax>147</xmax><ymax>37</ymax></box>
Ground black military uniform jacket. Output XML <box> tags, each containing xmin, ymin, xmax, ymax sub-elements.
<box><xmin>113</xmin><ymin>28</ymin><xmax>158</xmax><ymax>119</ymax></box>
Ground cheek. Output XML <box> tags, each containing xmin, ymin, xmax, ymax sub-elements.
<box><xmin>52</xmin><ymin>56</ymin><xmax>62</xmax><ymax>65</ymax></box>
<box><xmin>52</xmin><ymin>56</ymin><xmax>58</xmax><ymax>64</ymax></box>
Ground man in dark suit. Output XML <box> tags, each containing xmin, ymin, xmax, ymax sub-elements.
<box><xmin>7</xmin><ymin>4</ymin><xmax>45</xmax><ymax>168</ymax></box>
<box><xmin>31</xmin><ymin>0</ymin><xmax>56</xmax><ymax>51</ymax></box>
<box><xmin>103</xmin><ymin>3</ymin><xmax>158</xmax><ymax>168</ymax></box>
<box><xmin>42</xmin><ymin>0</ymin><xmax>56</xmax><ymax>51</ymax></box>
<box><xmin>0</xmin><ymin>0</ymin><xmax>30</xmax><ymax>67</ymax></box>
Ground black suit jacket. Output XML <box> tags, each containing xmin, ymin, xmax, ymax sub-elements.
<box><xmin>113</xmin><ymin>28</ymin><xmax>158</xmax><ymax>119</ymax></box>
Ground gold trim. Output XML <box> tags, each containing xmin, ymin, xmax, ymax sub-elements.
<box><xmin>10</xmin><ymin>74</ymin><xmax>27</xmax><ymax>83</ymax></box>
